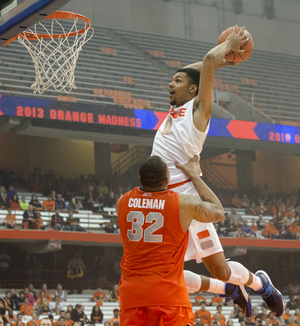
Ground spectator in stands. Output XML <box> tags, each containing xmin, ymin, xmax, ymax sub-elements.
<box><xmin>55</xmin><ymin>317</ymin><xmax>65</xmax><ymax>326</ymax></box>
<box><xmin>250</xmin><ymin>219</ymin><xmax>258</xmax><ymax>237</ymax></box>
<box><xmin>243</xmin><ymin>220</ymin><xmax>253</xmax><ymax>237</ymax></box>
<box><xmin>31</xmin><ymin>176</ymin><xmax>44</xmax><ymax>194</ymax></box>
<box><xmin>6</xmin><ymin>185</ymin><xmax>16</xmax><ymax>201</ymax></box>
<box><xmin>227</xmin><ymin>217</ymin><xmax>237</xmax><ymax>236</ymax></box>
<box><xmin>0</xmin><ymin>186</ymin><xmax>6</xmax><ymax>200</ymax></box>
<box><xmin>66</xmin><ymin>212</ymin><xmax>86</xmax><ymax>232</ymax></box>
<box><xmin>55</xmin><ymin>195</ymin><xmax>68</xmax><ymax>212</ymax></box>
<box><xmin>29</xmin><ymin>195</ymin><xmax>43</xmax><ymax>211</ymax></box>
<box><xmin>230</xmin><ymin>304</ymin><xmax>241</xmax><ymax>319</ymax></box>
<box><xmin>245</xmin><ymin>316</ymin><xmax>255</xmax><ymax>326</ymax></box>
<box><xmin>3</xmin><ymin>291</ymin><xmax>15</xmax><ymax>310</ymax></box>
<box><xmin>55</xmin><ymin>284</ymin><xmax>67</xmax><ymax>302</ymax></box>
<box><xmin>67</xmin><ymin>306</ymin><xmax>73</xmax><ymax>313</ymax></box>
<box><xmin>10</xmin><ymin>289</ymin><xmax>18</xmax><ymax>303</ymax></box>
<box><xmin>214</xmin><ymin>312</ymin><xmax>226</xmax><ymax>326</ymax></box>
<box><xmin>49</xmin><ymin>296</ymin><xmax>63</xmax><ymax>315</ymax></box>
<box><xmin>51</xmin><ymin>209</ymin><xmax>70</xmax><ymax>231</ymax></box>
<box><xmin>27</xmin><ymin>311</ymin><xmax>40</xmax><ymax>326</ymax></box>
<box><xmin>294</xmin><ymin>308</ymin><xmax>300</xmax><ymax>325</ymax></box>
<box><xmin>287</xmin><ymin>295</ymin><xmax>299</xmax><ymax>310</ymax></box>
<box><xmin>288</xmin><ymin>222</ymin><xmax>300</xmax><ymax>239</ymax></box>
<box><xmin>0</xmin><ymin>193</ymin><xmax>10</xmax><ymax>209</ymax></box>
<box><xmin>227</xmin><ymin>320</ymin><xmax>234</xmax><ymax>326</ymax></box>
<box><xmin>5</xmin><ymin>209</ymin><xmax>16</xmax><ymax>229</ymax></box>
<box><xmin>194</xmin><ymin>301</ymin><xmax>211</xmax><ymax>324</ymax></box>
<box><xmin>24</xmin><ymin>287</ymin><xmax>34</xmax><ymax>307</ymax></box>
<box><xmin>231</xmin><ymin>193</ymin><xmax>242</xmax><ymax>208</ymax></box>
<box><xmin>247</xmin><ymin>202</ymin><xmax>259</xmax><ymax>215</ymax></box>
<box><xmin>28</xmin><ymin>284</ymin><xmax>37</xmax><ymax>300</ymax></box>
<box><xmin>108</xmin><ymin>309</ymin><xmax>119</xmax><ymax>326</ymax></box>
<box><xmin>37</xmin><ymin>298</ymin><xmax>51</xmax><ymax>315</ymax></box>
<box><xmin>37</xmin><ymin>284</ymin><xmax>52</xmax><ymax>302</ymax></box>
<box><xmin>43</xmin><ymin>195</ymin><xmax>55</xmax><ymax>212</ymax></box>
<box><xmin>109</xmin><ymin>284</ymin><xmax>119</xmax><ymax>302</ymax></box>
<box><xmin>64</xmin><ymin>312</ymin><xmax>73</xmax><ymax>326</ymax></box>
<box><xmin>263</xmin><ymin>219</ymin><xmax>280</xmax><ymax>239</ymax></box>
<box><xmin>194</xmin><ymin>318</ymin><xmax>202</xmax><ymax>326</ymax></box>
<box><xmin>229</xmin><ymin>208</ymin><xmax>239</xmax><ymax>223</ymax></box>
<box><xmin>84</xmin><ymin>186</ymin><xmax>97</xmax><ymax>211</ymax></box>
<box><xmin>96</xmin><ymin>186</ymin><xmax>105</xmax><ymax>210</ymax></box>
<box><xmin>217</xmin><ymin>219</ymin><xmax>228</xmax><ymax>237</ymax></box>
<box><xmin>194</xmin><ymin>291</ymin><xmax>207</xmax><ymax>306</ymax></box>
<box><xmin>10</xmin><ymin>194</ymin><xmax>20</xmax><ymax>210</ymax></box>
<box><xmin>5</xmin><ymin>309</ymin><xmax>16</xmax><ymax>325</ymax></box>
<box><xmin>104</xmin><ymin>192</ymin><xmax>116</xmax><ymax>208</ymax></box>
<box><xmin>22</xmin><ymin>206</ymin><xmax>40</xmax><ymax>230</ymax></box>
<box><xmin>67</xmin><ymin>260</ymin><xmax>84</xmax><ymax>294</ymax></box>
<box><xmin>256</xmin><ymin>214</ymin><xmax>266</xmax><ymax>231</ymax></box>
<box><xmin>282</xmin><ymin>308</ymin><xmax>292</xmax><ymax>324</ymax></box>
<box><xmin>76</xmin><ymin>200</ymin><xmax>83</xmax><ymax>211</ymax></box>
<box><xmin>20</xmin><ymin>197</ymin><xmax>29</xmax><ymax>210</ymax></box>
<box><xmin>71</xmin><ymin>304</ymin><xmax>85</xmax><ymax>325</ymax></box>
<box><xmin>258</xmin><ymin>201</ymin><xmax>267</xmax><ymax>215</ymax></box>
<box><xmin>36</xmin><ymin>292</ymin><xmax>49</xmax><ymax>306</ymax></box>
<box><xmin>93</xmin><ymin>288</ymin><xmax>106</xmax><ymax>305</ymax></box>
<box><xmin>16</xmin><ymin>291</ymin><xmax>26</xmax><ymax>309</ymax></box>
<box><xmin>241</xmin><ymin>194</ymin><xmax>250</xmax><ymax>208</ymax></box>
<box><xmin>90</xmin><ymin>305</ymin><xmax>103</xmax><ymax>324</ymax></box>
<box><xmin>212</xmin><ymin>306</ymin><xmax>226</xmax><ymax>323</ymax></box>
<box><xmin>68</xmin><ymin>197</ymin><xmax>79</xmax><ymax>212</ymax></box>
<box><xmin>287</xmin><ymin>316</ymin><xmax>298</xmax><ymax>326</ymax></box>
<box><xmin>211</xmin><ymin>294</ymin><xmax>223</xmax><ymax>306</ymax></box>
<box><xmin>20</xmin><ymin>296</ymin><xmax>33</xmax><ymax>316</ymax></box>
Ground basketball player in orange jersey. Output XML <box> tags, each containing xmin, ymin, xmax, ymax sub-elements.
<box><xmin>117</xmin><ymin>155</ymin><xmax>224</xmax><ymax>325</ymax></box>
<box><xmin>151</xmin><ymin>26</ymin><xmax>284</xmax><ymax>317</ymax></box>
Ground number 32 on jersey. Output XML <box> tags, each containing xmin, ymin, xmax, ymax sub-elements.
<box><xmin>127</xmin><ymin>211</ymin><xmax>164</xmax><ymax>243</ymax></box>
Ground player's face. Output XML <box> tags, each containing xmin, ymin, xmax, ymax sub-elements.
<box><xmin>169</xmin><ymin>72</ymin><xmax>195</xmax><ymax>107</ymax></box>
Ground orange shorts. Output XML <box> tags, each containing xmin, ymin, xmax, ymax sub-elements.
<box><xmin>120</xmin><ymin>305</ymin><xmax>194</xmax><ymax>326</ymax></box>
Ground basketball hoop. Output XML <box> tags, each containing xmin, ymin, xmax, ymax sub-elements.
<box><xmin>17</xmin><ymin>11</ymin><xmax>94</xmax><ymax>94</ymax></box>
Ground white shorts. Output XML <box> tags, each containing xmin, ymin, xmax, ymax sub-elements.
<box><xmin>172</xmin><ymin>181</ymin><xmax>223</xmax><ymax>263</ymax></box>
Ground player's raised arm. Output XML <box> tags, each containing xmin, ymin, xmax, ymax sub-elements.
<box><xmin>176</xmin><ymin>156</ymin><xmax>224</xmax><ymax>231</ymax></box>
<box><xmin>193</xmin><ymin>25</ymin><xmax>249</xmax><ymax>132</ymax></box>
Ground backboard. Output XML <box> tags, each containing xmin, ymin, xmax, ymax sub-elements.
<box><xmin>0</xmin><ymin>0</ymin><xmax>71</xmax><ymax>46</ymax></box>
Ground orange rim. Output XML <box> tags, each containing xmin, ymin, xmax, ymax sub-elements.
<box><xmin>18</xmin><ymin>11</ymin><xmax>91</xmax><ymax>41</ymax></box>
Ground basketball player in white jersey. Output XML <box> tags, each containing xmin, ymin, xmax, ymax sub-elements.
<box><xmin>151</xmin><ymin>26</ymin><xmax>284</xmax><ymax>317</ymax></box>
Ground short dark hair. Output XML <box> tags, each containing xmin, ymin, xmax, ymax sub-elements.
<box><xmin>176</xmin><ymin>68</ymin><xmax>200</xmax><ymax>95</ymax></box>
<box><xmin>139</xmin><ymin>156</ymin><xmax>168</xmax><ymax>188</ymax></box>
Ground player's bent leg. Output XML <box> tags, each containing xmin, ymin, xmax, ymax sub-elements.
<box><xmin>120</xmin><ymin>307</ymin><xmax>146</xmax><ymax>325</ymax></box>
<box><xmin>202</xmin><ymin>253</ymin><xmax>252</xmax><ymax>317</ymax></box>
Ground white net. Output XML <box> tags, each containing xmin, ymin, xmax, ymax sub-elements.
<box><xmin>18</xmin><ymin>15</ymin><xmax>94</xmax><ymax>94</ymax></box>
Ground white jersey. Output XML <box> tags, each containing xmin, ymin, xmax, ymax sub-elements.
<box><xmin>151</xmin><ymin>98</ymin><xmax>210</xmax><ymax>185</ymax></box>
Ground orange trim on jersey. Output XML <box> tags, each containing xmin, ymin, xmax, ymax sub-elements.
<box><xmin>167</xmin><ymin>179</ymin><xmax>191</xmax><ymax>189</ymax></box>
<box><xmin>197</xmin><ymin>230</ymin><xmax>210</xmax><ymax>240</ymax></box>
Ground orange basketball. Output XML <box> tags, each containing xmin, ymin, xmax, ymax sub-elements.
<box><xmin>218</xmin><ymin>26</ymin><xmax>253</xmax><ymax>63</ymax></box>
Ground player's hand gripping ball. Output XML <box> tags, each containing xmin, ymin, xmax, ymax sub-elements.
<box><xmin>218</xmin><ymin>26</ymin><xmax>253</xmax><ymax>63</ymax></box>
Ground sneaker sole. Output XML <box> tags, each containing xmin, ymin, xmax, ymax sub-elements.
<box><xmin>256</xmin><ymin>270</ymin><xmax>284</xmax><ymax>317</ymax></box>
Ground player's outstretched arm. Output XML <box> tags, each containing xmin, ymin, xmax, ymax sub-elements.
<box><xmin>177</xmin><ymin>156</ymin><xmax>224</xmax><ymax>231</ymax></box>
<box><xmin>193</xmin><ymin>25</ymin><xmax>249</xmax><ymax>132</ymax></box>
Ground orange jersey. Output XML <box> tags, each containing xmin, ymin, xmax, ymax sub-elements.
<box><xmin>212</xmin><ymin>313</ymin><xmax>226</xmax><ymax>322</ymax></box>
<box><xmin>211</xmin><ymin>297</ymin><xmax>223</xmax><ymax>304</ymax></box>
<box><xmin>43</xmin><ymin>200</ymin><xmax>55</xmax><ymax>211</ymax></box>
<box><xmin>194</xmin><ymin>309</ymin><xmax>211</xmax><ymax>324</ymax></box>
<box><xmin>20</xmin><ymin>305</ymin><xmax>33</xmax><ymax>315</ymax></box>
<box><xmin>93</xmin><ymin>292</ymin><xmax>106</xmax><ymax>300</ymax></box>
<box><xmin>5</xmin><ymin>214</ymin><xmax>16</xmax><ymax>225</ymax></box>
<box><xmin>118</xmin><ymin>187</ymin><xmax>190</xmax><ymax>310</ymax></box>
<box><xmin>195</xmin><ymin>295</ymin><xmax>207</xmax><ymax>305</ymax></box>
<box><xmin>27</xmin><ymin>320</ymin><xmax>40</xmax><ymax>326</ymax></box>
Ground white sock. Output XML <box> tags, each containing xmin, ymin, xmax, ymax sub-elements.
<box><xmin>208</xmin><ymin>278</ymin><xmax>226</xmax><ymax>295</ymax></box>
<box><xmin>249</xmin><ymin>274</ymin><xmax>263</xmax><ymax>291</ymax></box>
<box><xmin>183</xmin><ymin>270</ymin><xmax>202</xmax><ymax>293</ymax></box>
